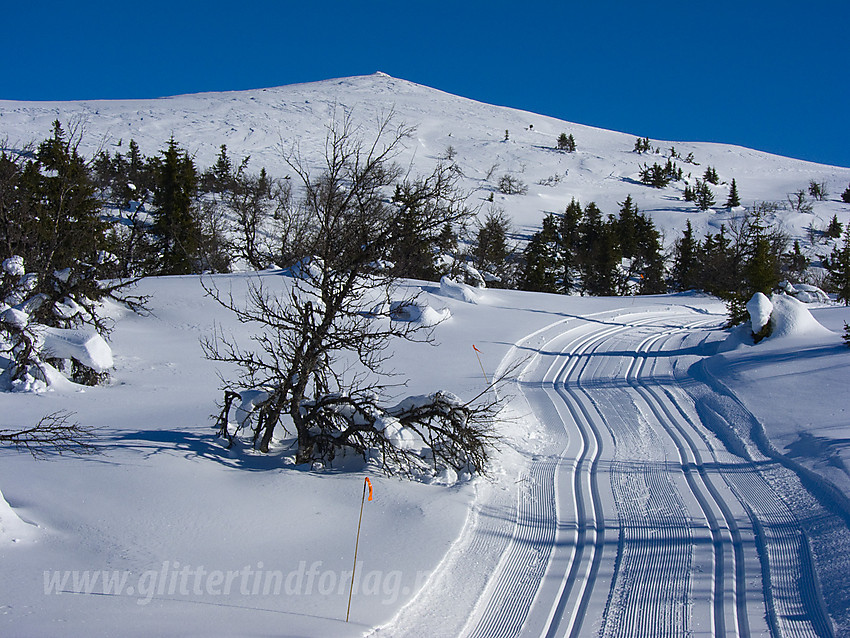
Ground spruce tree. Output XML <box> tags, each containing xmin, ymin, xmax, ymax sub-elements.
<box><xmin>725</xmin><ymin>178</ymin><xmax>741</xmax><ymax>208</ymax></box>
<box><xmin>782</xmin><ymin>240</ymin><xmax>808</xmax><ymax>279</ymax></box>
<box><xmin>152</xmin><ymin>137</ymin><xmax>201</xmax><ymax>275</ymax></box>
<box><xmin>388</xmin><ymin>183</ymin><xmax>441</xmax><ymax>280</ymax></box>
<box><xmin>635</xmin><ymin>214</ymin><xmax>665</xmax><ymax>294</ymax></box>
<box><xmin>671</xmin><ymin>220</ymin><xmax>700</xmax><ymax>291</ymax></box>
<box><xmin>579</xmin><ymin>203</ymin><xmax>619</xmax><ymax>296</ymax></box>
<box><xmin>695</xmin><ymin>180</ymin><xmax>716</xmax><ymax>210</ymax></box>
<box><xmin>557</xmin><ymin>133</ymin><xmax>570</xmax><ymax>151</ymax></box>
<box><xmin>473</xmin><ymin>207</ymin><xmax>513</xmax><ymax>286</ymax></box>
<box><xmin>698</xmin><ymin>226</ymin><xmax>734</xmax><ymax>296</ymax></box>
<box><xmin>826</xmin><ymin>214</ymin><xmax>843</xmax><ymax>239</ymax></box>
<box><xmin>558</xmin><ymin>198</ymin><xmax>583</xmax><ymax>293</ymax></box>
<box><xmin>703</xmin><ymin>166</ymin><xmax>720</xmax><ymax>185</ymax></box>
<box><xmin>826</xmin><ymin>225</ymin><xmax>850</xmax><ymax>305</ymax></box>
<box><xmin>616</xmin><ymin>195</ymin><xmax>639</xmax><ymax>257</ymax></box>
<box><xmin>520</xmin><ymin>215</ymin><xmax>560</xmax><ymax>292</ymax></box>
<box><xmin>842</xmin><ymin>184</ymin><xmax>850</xmax><ymax>204</ymax></box>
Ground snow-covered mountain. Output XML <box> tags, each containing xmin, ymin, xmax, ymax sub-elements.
<box><xmin>3</xmin><ymin>72</ymin><xmax>849</xmax><ymax>245</ymax></box>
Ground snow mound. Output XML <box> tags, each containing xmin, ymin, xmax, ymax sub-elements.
<box><xmin>747</xmin><ymin>292</ymin><xmax>773</xmax><ymax>333</ymax></box>
<box><xmin>0</xmin><ymin>487</ymin><xmax>34</xmax><ymax>543</ymax></box>
<box><xmin>375</xmin><ymin>415</ymin><xmax>422</xmax><ymax>451</ymax></box>
<box><xmin>765</xmin><ymin>294</ymin><xmax>833</xmax><ymax>341</ymax></box>
<box><xmin>40</xmin><ymin>327</ymin><xmax>114</xmax><ymax>372</ymax></box>
<box><xmin>439</xmin><ymin>276</ymin><xmax>481</xmax><ymax>304</ymax></box>
<box><xmin>390</xmin><ymin>299</ymin><xmax>451</xmax><ymax>326</ymax></box>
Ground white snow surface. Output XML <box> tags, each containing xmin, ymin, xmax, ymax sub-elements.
<box><xmin>0</xmin><ymin>272</ymin><xmax>847</xmax><ymax>636</ymax></box>
<box><xmin>0</xmin><ymin>487</ymin><xmax>35</xmax><ymax>543</ymax></box>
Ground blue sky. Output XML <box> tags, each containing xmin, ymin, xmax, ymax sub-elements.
<box><xmin>3</xmin><ymin>1</ymin><xmax>848</xmax><ymax>167</ymax></box>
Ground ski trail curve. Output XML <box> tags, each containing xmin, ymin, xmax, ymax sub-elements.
<box><xmin>374</xmin><ymin>307</ymin><xmax>840</xmax><ymax>638</ymax></box>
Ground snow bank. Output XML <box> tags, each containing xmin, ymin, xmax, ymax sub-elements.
<box><xmin>779</xmin><ymin>281</ymin><xmax>830</xmax><ymax>304</ymax></box>
<box><xmin>765</xmin><ymin>294</ymin><xmax>833</xmax><ymax>341</ymax></box>
<box><xmin>439</xmin><ymin>276</ymin><xmax>481</xmax><ymax>304</ymax></box>
<box><xmin>390</xmin><ymin>299</ymin><xmax>451</xmax><ymax>326</ymax></box>
<box><xmin>0</xmin><ymin>487</ymin><xmax>33</xmax><ymax>543</ymax></box>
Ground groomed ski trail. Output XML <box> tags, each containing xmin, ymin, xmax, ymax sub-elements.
<box><xmin>374</xmin><ymin>307</ymin><xmax>839</xmax><ymax>638</ymax></box>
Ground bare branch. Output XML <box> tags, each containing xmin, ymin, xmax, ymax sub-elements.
<box><xmin>0</xmin><ymin>411</ymin><xmax>98</xmax><ymax>458</ymax></box>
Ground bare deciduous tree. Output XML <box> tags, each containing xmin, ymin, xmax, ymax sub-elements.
<box><xmin>202</xmin><ymin>114</ymin><xmax>499</xmax><ymax>477</ymax></box>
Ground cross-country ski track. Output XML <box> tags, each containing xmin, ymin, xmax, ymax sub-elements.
<box><xmin>377</xmin><ymin>305</ymin><xmax>842</xmax><ymax>638</ymax></box>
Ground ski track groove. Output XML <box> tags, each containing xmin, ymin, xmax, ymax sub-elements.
<box><xmin>622</xmin><ymin>319</ymin><xmax>740</xmax><ymax>638</ymax></box>
<box><xmin>456</xmin><ymin>309</ymin><xmax>834</xmax><ymax>638</ymax></box>
<box><xmin>649</xmin><ymin>324</ymin><xmax>833</xmax><ymax>638</ymax></box>
<box><xmin>467</xmin><ymin>317</ymin><xmax>624</xmax><ymax>637</ymax></box>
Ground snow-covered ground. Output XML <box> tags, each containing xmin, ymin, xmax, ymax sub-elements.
<box><xmin>2</xmin><ymin>75</ymin><xmax>850</xmax><ymax>636</ymax></box>
<box><xmin>1</xmin><ymin>271</ymin><xmax>849</xmax><ymax>636</ymax></box>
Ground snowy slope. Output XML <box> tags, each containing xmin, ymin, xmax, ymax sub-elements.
<box><xmin>2</xmin><ymin>72</ymin><xmax>850</xmax><ymax>246</ymax></box>
<box><xmin>1</xmin><ymin>270</ymin><xmax>848</xmax><ymax>636</ymax></box>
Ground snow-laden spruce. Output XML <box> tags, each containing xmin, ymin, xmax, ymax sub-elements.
<box><xmin>1</xmin><ymin>256</ymin><xmax>113</xmax><ymax>392</ymax></box>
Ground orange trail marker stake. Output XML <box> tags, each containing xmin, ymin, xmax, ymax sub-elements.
<box><xmin>346</xmin><ymin>477</ymin><xmax>372</xmax><ymax>622</ymax></box>
<box><xmin>473</xmin><ymin>344</ymin><xmax>489</xmax><ymax>385</ymax></box>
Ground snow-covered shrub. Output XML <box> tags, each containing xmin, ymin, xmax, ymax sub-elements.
<box><xmin>0</xmin><ymin>257</ymin><xmax>113</xmax><ymax>391</ymax></box>
<box><xmin>215</xmin><ymin>388</ymin><xmax>499</xmax><ymax>478</ymax></box>
<box><xmin>497</xmin><ymin>174</ymin><xmax>528</xmax><ymax>195</ymax></box>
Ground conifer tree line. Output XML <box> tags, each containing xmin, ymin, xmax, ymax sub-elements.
<box><xmin>519</xmin><ymin>196</ymin><xmax>665</xmax><ymax>296</ymax></box>
<box><xmin>667</xmin><ymin>203</ymin><xmax>847</xmax><ymax>321</ymax></box>
<box><xmin>3</xmin><ymin>120</ymin><xmax>849</xmax><ymax>333</ymax></box>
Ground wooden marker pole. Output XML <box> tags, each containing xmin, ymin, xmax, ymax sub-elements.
<box><xmin>473</xmin><ymin>344</ymin><xmax>489</xmax><ymax>385</ymax></box>
<box><xmin>346</xmin><ymin>477</ymin><xmax>372</xmax><ymax>622</ymax></box>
